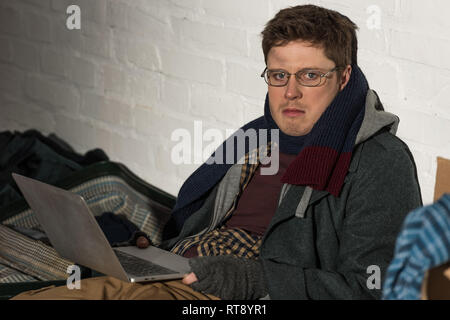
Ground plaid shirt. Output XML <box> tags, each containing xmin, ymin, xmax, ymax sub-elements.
<box><xmin>171</xmin><ymin>144</ymin><xmax>273</xmax><ymax>258</ymax></box>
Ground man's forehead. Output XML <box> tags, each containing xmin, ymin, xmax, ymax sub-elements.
<box><xmin>266</xmin><ymin>40</ymin><xmax>331</xmax><ymax>69</ymax></box>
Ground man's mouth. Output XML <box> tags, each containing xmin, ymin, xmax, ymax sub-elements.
<box><xmin>282</xmin><ymin>108</ymin><xmax>305</xmax><ymax>118</ymax></box>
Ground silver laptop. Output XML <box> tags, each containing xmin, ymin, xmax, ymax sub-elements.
<box><xmin>12</xmin><ymin>173</ymin><xmax>190</xmax><ymax>283</ymax></box>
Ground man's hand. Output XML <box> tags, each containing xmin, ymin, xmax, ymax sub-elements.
<box><xmin>136</xmin><ymin>236</ymin><xmax>150</xmax><ymax>249</ymax></box>
<box><xmin>182</xmin><ymin>272</ymin><xmax>198</xmax><ymax>285</ymax></box>
<box><xmin>182</xmin><ymin>255</ymin><xmax>268</xmax><ymax>300</ymax></box>
<box><xmin>129</xmin><ymin>231</ymin><xmax>152</xmax><ymax>249</ymax></box>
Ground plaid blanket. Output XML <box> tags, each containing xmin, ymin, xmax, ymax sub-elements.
<box><xmin>0</xmin><ymin>175</ymin><xmax>171</xmax><ymax>283</ymax></box>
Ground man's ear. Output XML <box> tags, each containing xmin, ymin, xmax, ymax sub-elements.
<box><xmin>339</xmin><ymin>65</ymin><xmax>352</xmax><ymax>91</ymax></box>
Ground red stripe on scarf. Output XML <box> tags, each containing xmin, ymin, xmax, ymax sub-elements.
<box><xmin>280</xmin><ymin>146</ymin><xmax>353</xmax><ymax>197</ymax></box>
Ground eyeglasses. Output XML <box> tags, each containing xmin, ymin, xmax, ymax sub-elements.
<box><xmin>260</xmin><ymin>67</ymin><xmax>341</xmax><ymax>87</ymax></box>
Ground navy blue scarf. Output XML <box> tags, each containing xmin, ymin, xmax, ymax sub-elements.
<box><xmin>163</xmin><ymin>65</ymin><xmax>369</xmax><ymax>239</ymax></box>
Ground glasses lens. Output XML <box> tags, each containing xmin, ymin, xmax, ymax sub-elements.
<box><xmin>267</xmin><ymin>71</ymin><xmax>288</xmax><ymax>86</ymax></box>
<box><xmin>297</xmin><ymin>71</ymin><xmax>322</xmax><ymax>87</ymax></box>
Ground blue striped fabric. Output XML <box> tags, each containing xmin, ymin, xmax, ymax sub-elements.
<box><xmin>382</xmin><ymin>194</ymin><xmax>450</xmax><ymax>299</ymax></box>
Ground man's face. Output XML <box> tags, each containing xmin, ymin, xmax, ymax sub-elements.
<box><xmin>266</xmin><ymin>40</ymin><xmax>351</xmax><ymax>136</ymax></box>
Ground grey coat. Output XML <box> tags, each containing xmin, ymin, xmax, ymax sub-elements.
<box><xmin>162</xmin><ymin>90</ymin><xmax>422</xmax><ymax>299</ymax></box>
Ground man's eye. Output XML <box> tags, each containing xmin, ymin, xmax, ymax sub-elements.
<box><xmin>305</xmin><ymin>72</ymin><xmax>319</xmax><ymax>80</ymax></box>
<box><xmin>272</xmin><ymin>72</ymin><xmax>286</xmax><ymax>80</ymax></box>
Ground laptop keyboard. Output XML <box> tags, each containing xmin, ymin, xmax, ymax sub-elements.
<box><xmin>114</xmin><ymin>250</ymin><xmax>178</xmax><ymax>277</ymax></box>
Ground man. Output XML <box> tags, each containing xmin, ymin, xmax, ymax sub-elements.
<box><xmin>13</xmin><ymin>5</ymin><xmax>422</xmax><ymax>300</ymax></box>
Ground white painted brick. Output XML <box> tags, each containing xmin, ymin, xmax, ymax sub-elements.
<box><xmin>40</xmin><ymin>47</ymin><xmax>67</xmax><ymax>77</ymax></box>
<box><xmin>409</xmin><ymin>147</ymin><xmax>433</xmax><ymax>176</ymax></box>
<box><xmin>11</xmin><ymin>39</ymin><xmax>39</xmax><ymax>71</ymax></box>
<box><xmin>202</xmin><ymin>0</ymin><xmax>270</xmax><ymax>27</ymax></box>
<box><xmin>248</xmin><ymin>32</ymin><xmax>264</xmax><ymax>62</ymax></box>
<box><xmin>168</xmin><ymin>0</ymin><xmax>203</xmax><ymax>10</ymax></box>
<box><xmin>83</xmin><ymin>33</ymin><xmax>110</xmax><ymax>59</ymax></box>
<box><xmin>0</xmin><ymin>5</ymin><xmax>23</xmax><ymax>36</ymax></box>
<box><xmin>110</xmin><ymin>133</ymin><xmax>152</xmax><ymax>168</ymax></box>
<box><xmin>395</xmin><ymin>107</ymin><xmax>450</xmax><ymax>149</ymax></box>
<box><xmin>130</xmin><ymin>70</ymin><xmax>160</xmax><ymax>107</ymax></box>
<box><xmin>134</xmin><ymin>105</ymin><xmax>194</xmax><ymax>140</ymax></box>
<box><xmin>0</xmin><ymin>37</ymin><xmax>12</xmax><ymax>62</ymax></box>
<box><xmin>128</xmin><ymin>0</ymin><xmax>169</xmax><ymax>23</ymax></box>
<box><xmin>54</xmin><ymin>114</ymin><xmax>95</xmax><ymax>151</ymax></box>
<box><xmin>405</xmin><ymin>1</ymin><xmax>450</xmax><ymax>39</ymax></box>
<box><xmin>52</xmin><ymin>17</ymin><xmax>83</xmax><ymax>53</ymax></box>
<box><xmin>315</xmin><ymin>0</ymin><xmax>396</xmax><ymax>16</ymax></box>
<box><xmin>242</xmin><ymin>99</ymin><xmax>265</xmax><ymax>124</ymax></box>
<box><xmin>432</xmin><ymin>84</ymin><xmax>450</xmax><ymax>121</ymax></box>
<box><xmin>91</xmin><ymin>125</ymin><xmax>113</xmax><ymax>156</ymax></box>
<box><xmin>24</xmin><ymin>11</ymin><xmax>52</xmax><ymax>43</ymax></box>
<box><xmin>107</xmin><ymin>1</ymin><xmax>128</xmax><ymax>30</ymax></box>
<box><xmin>0</xmin><ymin>64</ymin><xmax>24</xmax><ymax>96</ymax></box>
<box><xmin>51</xmin><ymin>83</ymin><xmax>80</xmax><ymax>114</ymax></box>
<box><xmin>391</xmin><ymin>30</ymin><xmax>450</xmax><ymax>71</ymax></box>
<box><xmin>416</xmin><ymin>172</ymin><xmax>436</xmax><ymax>206</ymax></box>
<box><xmin>191</xmin><ymin>83</ymin><xmax>245</xmax><ymax>127</ymax></box>
<box><xmin>51</xmin><ymin>0</ymin><xmax>106</xmax><ymax>25</ymax></box>
<box><xmin>81</xmin><ymin>91</ymin><xmax>133</xmax><ymax>128</ymax></box>
<box><xmin>357</xmin><ymin>27</ymin><xmax>388</xmax><ymax>55</ymax></box>
<box><xmin>226</xmin><ymin>62</ymin><xmax>267</xmax><ymax>99</ymax></box>
<box><xmin>82</xmin><ymin>0</ymin><xmax>107</xmax><ymax>25</ymax></box>
<box><xmin>25</xmin><ymin>75</ymin><xmax>56</xmax><ymax>107</ymax></box>
<box><xmin>50</xmin><ymin>0</ymin><xmax>74</xmax><ymax>12</ymax></box>
<box><xmin>395</xmin><ymin>60</ymin><xmax>442</xmax><ymax>102</ymax></box>
<box><xmin>103</xmin><ymin>65</ymin><xmax>128</xmax><ymax>94</ymax></box>
<box><xmin>172</xmin><ymin>17</ymin><xmax>248</xmax><ymax>56</ymax></box>
<box><xmin>2</xmin><ymin>98</ymin><xmax>55</xmax><ymax>132</ymax></box>
<box><xmin>161</xmin><ymin>76</ymin><xmax>190</xmax><ymax>114</ymax></box>
<box><xmin>23</xmin><ymin>0</ymin><xmax>50</xmax><ymax>8</ymax></box>
<box><xmin>111</xmin><ymin>29</ymin><xmax>127</xmax><ymax>63</ymax></box>
<box><xmin>127</xmin><ymin>8</ymin><xmax>171</xmax><ymax>43</ymax></box>
<box><xmin>0</xmin><ymin>117</ymin><xmax>27</xmax><ymax>132</ymax></box>
<box><xmin>105</xmin><ymin>98</ymin><xmax>134</xmax><ymax>128</ymax></box>
<box><xmin>128</xmin><ymin>38</ymin><xmax>160</xmax><ymax>71</ymax></box>
<box><xmin>68</xmin><ymin>56</ymin><xmax>97</xmax><ymax>88</ymax></box>
<box><xmin>25</xmin><ymin>74</ymin><xmax>80</xmax><ymax>114</ymax></box>
<box><xmin>358</xmin><ymin>55</ymin><xmax>400</xmax><ymax>98</ymax></box>
<box><xmin>81</xmin><ymin>19</ymin><xmax>108</xmax><ymax>38</ymax></box>
<box><xmin>160</xmin><ymin>48</ymin><xmax>223</xmax><ymax>86</ymax></box>
<box><xmin>139</xmin><ymin>168</ymin><xmax>180</xmax><ymax>197</ymax></box>
<box><xmin>155</xmin><ymin>144</ymin><xmax>175</xmax><ymax>174</ymax></box>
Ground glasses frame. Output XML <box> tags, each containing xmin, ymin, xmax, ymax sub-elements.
<box><xmin>260</xmin><ymin>66</ymin><xmax>342</xmax><ymax>87</ymax></box>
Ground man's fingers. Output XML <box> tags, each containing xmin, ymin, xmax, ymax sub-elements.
<box><xmin>182</xmin><ymin>272</ymin><xmax>198</xmax><ymax>285</ymax></box>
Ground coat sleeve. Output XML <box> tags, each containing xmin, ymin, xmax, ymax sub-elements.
<box><xmin>262</xmin><ymin>137</ymin><xmax>423</xmax><ymax>299</ymax></box>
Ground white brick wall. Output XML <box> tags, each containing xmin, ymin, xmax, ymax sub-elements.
<box><xmin>0</xmin><ymin>0</ymin><xmax>449</xmax><ymax>205</ymax></box>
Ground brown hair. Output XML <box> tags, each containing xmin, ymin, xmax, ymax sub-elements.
<box><xmin>261</xmin><ymin>5</ymin><xmax>358</xmax><ymax>67</ymax></box>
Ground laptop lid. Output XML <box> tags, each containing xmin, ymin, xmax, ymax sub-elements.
<box><xmin>12</xmin><ymin>173</ymin><xmax>129</xmax><ymax>281</ymax></box>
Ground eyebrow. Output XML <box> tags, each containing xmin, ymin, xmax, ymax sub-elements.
<box><xmin>267</xmin><ymin>67</ymin><xmax>326</xmax><ymax>71</ymax></box>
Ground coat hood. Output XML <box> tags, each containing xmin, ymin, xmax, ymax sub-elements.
<box><xmin>355</xmin><ymin>89</ymin><xmax>399</xmax><ymax>146</ymax></box>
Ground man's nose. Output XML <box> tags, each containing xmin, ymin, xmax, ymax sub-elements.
<box><xmin>284</xmin><ymin>76</ymin><xmax>303</xmax><ymax>100</ymax></box>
